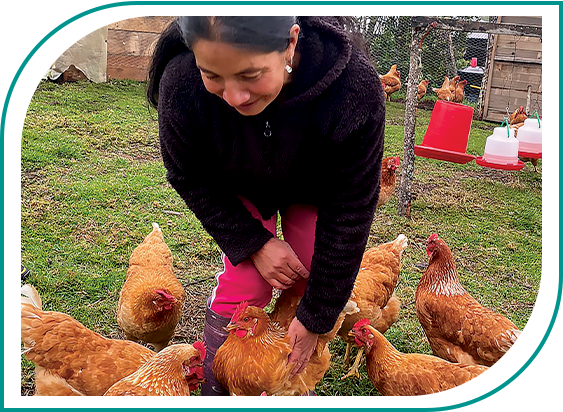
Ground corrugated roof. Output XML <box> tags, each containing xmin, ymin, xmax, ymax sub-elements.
<box><xmin>468</xmin><ymin>33</ymin><xmax>489</xmax><ymax>39</ymax></box>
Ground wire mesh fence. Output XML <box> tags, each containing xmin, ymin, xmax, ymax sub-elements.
<box><xmin>357</xmin><ymin>16</ymin><xmax>485</xmax><ymax>102</ymax></box>
<box><xmin>352</xmin><ymin>16</ymin><xmax>542</xmax><ymax>122</ymax></box>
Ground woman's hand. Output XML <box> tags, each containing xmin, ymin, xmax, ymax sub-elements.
<box><xmin>250</xmin><ymin>238</ymin><xmax>310</xmax><ymax>290</ymax></box>
<box><xmin>287</xmin><ymin>317</ymin><xmax>318</xmax><ymax>376</ymax></box>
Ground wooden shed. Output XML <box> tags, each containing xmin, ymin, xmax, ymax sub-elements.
<box><xmin>482</xmin><ymin>16</ymin><xmax>542</xmax><ymax>122</ymax></box>
<box><xmin>107</xmin><ymin>16</ymin><xmax>176</xmax><ymax>81</ymax></box>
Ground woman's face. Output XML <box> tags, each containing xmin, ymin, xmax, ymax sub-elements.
<box><xmin>191</xmin><ymin>26</ymin><xmax>299</xmax><ymax>116</ymax></box>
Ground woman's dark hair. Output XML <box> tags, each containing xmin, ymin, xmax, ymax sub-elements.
<box><xmin>178</xmin><ymin>16</ymin><xmax>296</xmax><ymax>52</ymax></box>
<box><xmin>147</xmin><ymin>17</ymin><xmax>296</xmax><ymax>108</ymax></box>
<box><xmin>147</xmin><ymin>16</ymin><xmax>370</xmax><ymax>108</ymax></box>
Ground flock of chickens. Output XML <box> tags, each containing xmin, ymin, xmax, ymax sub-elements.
<box><xmin>379</xmin><ymin>64</ymin><xmax>467</xmax><ymax>103</ymax></box>
<box><xmin>21</xmin><ymin>223</ymin><xmax>204</xmax><ymax>396</ymax></box>
<box><xmin>21</xmin><ymin>161</ymin><xmax>521</xmax><ymax>396</ymax></box>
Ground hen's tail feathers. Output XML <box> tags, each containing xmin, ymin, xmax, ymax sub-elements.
<box><xmin>21</xmin><ymin>284</ymin><xmax>44</xmax><ymax>355</ymax></box>
<box><xmin>506</xmin><ymin>329</ymin><xmax>521</xmax><ymax>346</ymax></box>
<box><xmin>373</xmin><ymin>296</ymin><xmax>401</xmax><ymax>334</ymax></box>
<box><xmin>21</xmin><ymin>284</ymin><xmax>42</xmax><ymax>310</ymax></box>
<box><xmin>394</xmin><ymin>234</ymin><xmax>408</xmax><ymax>253</ymax></box>
<box><xmin>316</xmin><ymin>300</ymin><xmax>359</xmax><ymax>355</ymax></box>
<box><xmin>342</xmin><ymin>300</ymin><xmax>360</xmax><ymax>316</ymax></box>
<box><xmin>513</xmin><ymin>329</ymin><xmax>522</xmax><ymax>339</ymax></box>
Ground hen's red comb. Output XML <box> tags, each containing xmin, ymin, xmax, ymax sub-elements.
<box><xmin>155</xmin><ymin>289</ymin><xmax>175</xmax><ymax>300</ymax></box>
<box><xmin>428</xmin><ymin>233</ymin><xmax>439</xmax><ymax>243</ymax></box>
<box><xmin>231</xmin><ymin>301</ymin><xmax>250</xmax><ymax>322</ymax></box>
<box><xmin>394</xmin><ymin>156</ymin><xmax>400</xmax><ymax>165</ymax></box>
<box><xmin>192</xmin><ymin>341</ymin><xmax>206</xmax><ymax>358</ymax></box>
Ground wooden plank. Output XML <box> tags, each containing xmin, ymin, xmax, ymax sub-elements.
<box><xmin>489</xmin><ymin>87</ymin><xmax>542</xmax><ymax>101</ymax></box>
<box><xmin>495</xmin><ymin>34</ymin><xmax>542</xmax><ymax>62</ymax></box>
<box><xmin>489</xmin><ymin>61</ymin><xmax>542</xmax><ymax>92</ymax></box>
<box><xmin>485</xmin><ymin>104</ymin><xmax>543</xmax><ymax>123</ymax></box>
<box><xmin>107</xmin><ymin>16</ymin><xmax>176</xmax><ymax>33</ymax></box>
<box><xmin>491</xmin><ymin>61</ymin><xmax>542</xmax><ymax>76</ymax></box>
<box><xmin>495</xmin><ymin>46</ymin><xmax>542</xmax><ymax>58</ymax></box>
<box><xmin>482</xmin><ymin>16</ymin><xmax>502</xmax><ymax>121</ymax></box>
<box><xmin>494</xmin><ymin>56</ymin><xmax>542</xmax><ymax>65</ymax></box>
<box><xmin>412</xmin><ymin>16</ymin><xmax>542</xmax><ymax>37</ymax></box>
<box><xmin>497</xmin><ymin>36</ymin><xmax>542</xmax><ymax>49</ymax></box>
<box><xmin>107</xmin><ymin>30</ymin><xmax>159</xmax><ymax>57</ymax></box>
<box><xmin>501</xmin><ymin>16</ymin><xmax>542</xmax><ymax>26</ymax></box>
<box><xmin>488</xmin><ymin>89</ymin><xmax>542</xmax><ymax>117</ymax></box>
<box><xmin>484</xmin><ymin>109</ymin><xmax>511</xmax><ymax>123</ymax></box>
<box><xmin>490</xmin><ymin>74</ymin><xmax>542</xmax><ymax>91</ymax></box>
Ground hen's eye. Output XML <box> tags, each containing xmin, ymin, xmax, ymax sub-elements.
<box><xmin>243</xmin><ymin>317</ymin><xmax>249</xmax><ymax>322</ymax></box>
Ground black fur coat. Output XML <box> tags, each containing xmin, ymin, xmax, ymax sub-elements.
<box><xmin>158</xmin><ymin>17</ymin><xmax>385</xmax><ymax>333</ymax></box>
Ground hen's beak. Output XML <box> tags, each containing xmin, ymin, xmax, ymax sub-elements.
<box><xmin>224</xmin><ymin>322</ymin><xmax>237</xmax><ymax>332</ymax></box>
<box><xmin>348</xmin><ymin>330</ymin><xmax>356</xmax><ymax>338</ymax></box>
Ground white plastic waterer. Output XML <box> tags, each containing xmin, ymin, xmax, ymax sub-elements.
<box><xmin>517</xmin><ymin>118</ymin><xmax>542</xmax><ymax>155</ymax></box>
<box><xmin>482</xmin><ymin>126</ymin><xmax>519</xmax><ymax>165</ymax></box>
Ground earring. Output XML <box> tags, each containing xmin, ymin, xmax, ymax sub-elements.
<box><xmin>285</xmin><ymin>56</ymin><xmax>294</xmax><ymax>74</ymax></box>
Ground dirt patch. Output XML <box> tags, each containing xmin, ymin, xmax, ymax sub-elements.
<box><xmin>412</xmin><ymin>181</ymin><xmax>440</xmax><ymax>199</ymax></box>
<box><xmin>417</xmin><ymin>100</ymin><xmax>435</xmax><ymax>111</ymax></box>
<box><xmin>461</xmin><ymin>168</ymin><xmax>519</xmax><ymax>186</ymax></box>
<box><xmin>500</xmin><ymin>301</ymin><xmax>535</xmax><ymax>312</ymax></box>
<box><xmin>174</xmin><ymin>280</ymin><xmax>215</xmax><ymax>343</ymax></box>
<box><xmin>21</xmin><ymin>169</ymin><xmax>49</xmax><ymax>185</ymax></box>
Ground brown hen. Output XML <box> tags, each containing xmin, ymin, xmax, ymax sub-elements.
<box><xmin>417</xmin><ymin>80</ymin><xmax>430</xmax><ymax>101</ymax></box>
<box><xmin>509</xmin><ymin>105</ymin><xmax>528</xmax><ymax>125</ymax></box>
<box><xmin>453</xmin><ymin>79</ymin><xmax>468</xmax><ymax>103</ymax></box>
<box><xmin>213</xmin><ymin>299</ymin><xmax>357</xmax><ymax>396</ymax></box>
<box><xmin>416</xmin><ymin>234</ymin><xmax>521</xmax><ymax>366</ymax></box>
<box><xmin>432</xmin><ymin>76</ymin><xmax>453</xmax><ymax>101</ymax></box>
<box><xmin>448</xmin><ymin>75</ymin><xmax>460</xmax><ymax>94</ymax></box>
<box><xmin>117</xmin><ymin>223</ymin><xmax>185</xmax><ymax>351</ymax></box>
<box><xmin>377</xmin><ymin>156</ymin><xmax>400</xmax><ymax>209</ymax></box>
<box><xmin>104</xmin><ymin>343</ymin><xmax>206</xmax><ymax>396</ymax></box>
<box><xmin>339</xmin><ymin>234</ymin><xmax>408</xmax><ymax>379</ymax></box>
<box><xmin>21</xmin><ymin>284</ymin><xmax>154</xmax><ymax>396</ymax></box>
<box><xmin>350</xmin><ymin>319</ymin><xmax>488</xmax><ymax>396</ymax></box>
<box><xmin>379</xmin><ymin>64</ymin><xmax>401</xmax><ymax>101</ymax></box>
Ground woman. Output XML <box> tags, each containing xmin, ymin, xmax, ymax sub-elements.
<box><xmin>147</xmin><ymin>16</ymin><xmax>385</xmax><ymax>395</ymax></box>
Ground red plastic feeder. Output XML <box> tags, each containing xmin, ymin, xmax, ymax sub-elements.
<box><xmin>518</xmin><ymin>151</ymin><xmax>542</xmax><ymax>159</ymax></box>
<box><xmin>415</xmin><ymin>100</ymin><xmax>476</xmax><ymax>164</ymax></box>
<box><xmin>475</xmin><ymin>156</ymin><xmax>525</xmax><ymax>170</ymax></box>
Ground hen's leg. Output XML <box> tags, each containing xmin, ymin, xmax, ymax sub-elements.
<box><xmin>341</xmin><ymin>347</ymin><xmax>364</xmax><ymax>380</ymax></box>
<box><xmin>343</xmin><ymin>342</ymin><xmax>352</xmax><ymax>366</ymax></box>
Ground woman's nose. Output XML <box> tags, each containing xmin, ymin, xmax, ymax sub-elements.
<box><xmin>222</xmin><ymin>84</ymin><xmax>251</xmax><ymax>107</ymax></box>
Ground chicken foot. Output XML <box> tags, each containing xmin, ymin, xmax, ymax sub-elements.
<box><xmin>341</xmin><ymin>347</ymin><xmax>364</xmax><ymax>380</ymax></box>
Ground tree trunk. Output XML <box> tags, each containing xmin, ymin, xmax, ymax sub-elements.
<box><xmin>398</xmin><ymin>27</ymin><xmax>425</xmax><ymax>218</ymax></box>
<box><xmin>526</xmin><ymin>85</ymin><xmax>532</xmax><ymax>115</ymax></box>
<box><xmin>444</xmin><ymin>31</ymin><xmax>457</xmax><ymax>78</ymax></box>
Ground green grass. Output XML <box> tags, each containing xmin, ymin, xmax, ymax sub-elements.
<box><xmin>21</xmin><ymin>80</ymin><xmax>541</xmax><ymax>396</ymax></box>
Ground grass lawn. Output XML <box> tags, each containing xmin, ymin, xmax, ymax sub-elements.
<box><xmin>20</xmin><ymin>80</ymin><xmax>542</xmax><ymax>396</ymax></box>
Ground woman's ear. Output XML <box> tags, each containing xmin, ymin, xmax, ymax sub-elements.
<box><xmin>286</xmin><ymin>24</ymin><xmax>301</xmax><ymax>59</ymax></box>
